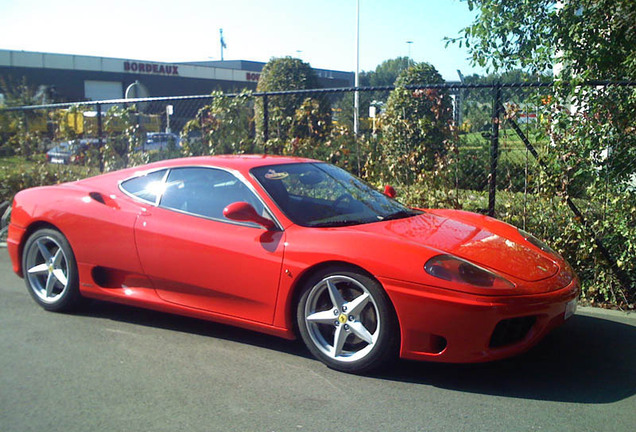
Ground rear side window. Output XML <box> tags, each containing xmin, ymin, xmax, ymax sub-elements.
<box><xmin>120</xmin><ymin>169</ymin><xmax>167</xmax><ymax>204</ymax></box>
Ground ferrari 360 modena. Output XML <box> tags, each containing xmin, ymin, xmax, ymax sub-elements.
<box><xmin>7</xmin><ymin>155</ymin><xmax>579</xmax><ymax>373</ymax></box>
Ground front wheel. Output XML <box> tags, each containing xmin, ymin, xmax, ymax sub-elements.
<box><xmin>296</xmin><ymin>266</ymin><xmax>399</xmax><ymax>374</ymax></box>
<box><xmin>22</xmin><ymin>228</ymin><xmax>81</xmax><ymax>312</ymax></box>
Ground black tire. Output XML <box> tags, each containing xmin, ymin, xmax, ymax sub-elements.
<box><xmin>296</xmin><ymin>265</ymin><xmax>399</xmax><ymax>374</ymax></box>
<box><xmin>21</xmin><ymin>228</ymin><xmax>81</xmax><ymax>312</ymax></box>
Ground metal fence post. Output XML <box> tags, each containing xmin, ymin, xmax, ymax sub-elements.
<box><xmin>20</xmin><ymin>111</ymin><xmax>30</xmax><ymax>160</ymax></box>
<box><xmin>96</xmin><ymin>103</ymin><xmax>104</xmax><ymax>172</ymax></box>
<box><xmin>488</xmin><ymin>82</ymin><xmax>501</xmax><ymax>217</ymax></box>
<box><xmin>262</xmin><ymin>93</ymin><xmax>269</xmax><ymax>148</ymax></box>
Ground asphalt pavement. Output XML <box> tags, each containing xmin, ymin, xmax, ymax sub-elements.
<box><xmin>1</xmin><ymin>249</ymin><xmax>634</xmax><ymax>432</ymax></box>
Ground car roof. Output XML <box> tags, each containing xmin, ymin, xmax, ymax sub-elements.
<box><xmin>72</xmin><ymin>155</ymin><xmax>321</xmax><ymax>191</ymax></box>
<box><xmin>135</xmin><ymin>154</ymin><xmax>319</xmax><ymax>171</ymax></box>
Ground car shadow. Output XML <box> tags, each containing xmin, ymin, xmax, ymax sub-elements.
<box><xmin>77</xmin><ymin>301</ymin><xmax>634</xmax><ymax>403</ymax></box>
<box><xmin>77</xmin><ymin>299</ymin><xmax>311</xmax><ymax>359</ymax></box>
<box><xmin>375</xmin><ymin>314</ymin><xmax>636</xmax><ymax>404</ymax></box>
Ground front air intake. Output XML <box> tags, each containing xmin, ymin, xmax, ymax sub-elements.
<box><xmin>489</xmin><ymin>316</ymin><xmax>536</xmax><ymax>348</ymax></box>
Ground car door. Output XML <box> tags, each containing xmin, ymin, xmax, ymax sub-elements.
<box><xmin>133</xmin><ymin>167</ymin><xmax>285</xmax><ymax>324</ymax></box>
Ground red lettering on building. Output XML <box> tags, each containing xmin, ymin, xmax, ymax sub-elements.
<box><xmin>124</xmin><ymin>61</ymin><xmax>180</xmax><ymax>76</ymax></box>
<box><xmin>246</xmin><ymin>72</ymin><xmax>261</xmax><ymax>82</ymax></box>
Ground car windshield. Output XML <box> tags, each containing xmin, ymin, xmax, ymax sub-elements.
<box><xmin>251</xmin><ymin>162</ymin><xmax>420</xmax><ymax>227</ymax></box>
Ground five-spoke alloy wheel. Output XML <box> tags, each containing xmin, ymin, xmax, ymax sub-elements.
<box><xmin>22</xmin><ymin>228</ymin><xmax>81</xmax><ymax>312</ymax></box>
<box><xmin>297</xmin><ymin>266</ymin><xmax>398</xmax><ymax>373</ymax></box>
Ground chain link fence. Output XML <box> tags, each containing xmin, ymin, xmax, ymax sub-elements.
<box><xmin>1</xmin><ymin>82</ymin><xmax>634</xmax><ymax>305</ymax></box>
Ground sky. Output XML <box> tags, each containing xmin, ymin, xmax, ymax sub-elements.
<box><xmin>0</xmin><ymin>0</ymin><xmax>485</xmax><ymax>80</ymax></box>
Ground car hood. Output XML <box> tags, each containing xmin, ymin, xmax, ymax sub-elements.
<box><xmin>353</xmin><ymin>209</ymin><xmax>559</xmax><ymax>282</ymax></box>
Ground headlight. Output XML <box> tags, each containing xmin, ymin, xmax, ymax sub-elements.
<box><xmin>424</xmin><ymin>254</ymin><xmax>515</xmax><ymax>289</ymax></box>
<box><xmin>518</xmin><ymin>229</ymin><xmax>559</xmax><ymax>257</ymax></box>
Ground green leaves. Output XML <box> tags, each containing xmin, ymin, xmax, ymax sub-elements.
<box><xmin>380</xmin><ymin>63</ymin><xmax>453</xmax><ymax>185</ymax></box>
<box><xmin>181</xmin><ymin>90</ymin><xmax>255</xmax><ymax>157</ymax></box>
<box><xmin>455</xmin><ymin>0</ymin><xmax>636</xmax><ymax>79</ymax></box>
<box><xmin>255</xmin><ymin>57</ymin><xmax>329</xmax><ymax>145</ymax></box>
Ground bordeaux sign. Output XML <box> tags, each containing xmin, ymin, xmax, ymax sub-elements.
<box><xmin>246</xmin><ymin>72</ymin><xmax>260</xmax><ymax>82</ymax></box>
<box><xmin>124</xmin><ymin>61</ymin><xmax>179</xmax><ymax>76</ymax></box>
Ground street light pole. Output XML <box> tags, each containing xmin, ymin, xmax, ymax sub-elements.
<box><xmin>354</xmin><ymin>0</ymin><xmax>360</xmax><ymax>138</ymax></box>
<box><xmin>406</xmin><ymin>41</ymin><xmax>413</xmax><ymax>65</ymax></box>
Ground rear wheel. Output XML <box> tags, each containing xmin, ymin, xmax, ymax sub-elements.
<box><xmin>22</xmin><ymin>228</ymin><xmax>81</xmax><ymax>312</ymax></box>
<box><xmin>297</xmin><ymin>266</ymin><xmax>399</xmax><ymax>374</ymax></box>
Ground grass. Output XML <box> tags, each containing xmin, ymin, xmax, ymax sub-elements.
<box><xmin>0</xmin><ymin>155</ymin><xmax>37</xmax><ymax>170</ymax></box>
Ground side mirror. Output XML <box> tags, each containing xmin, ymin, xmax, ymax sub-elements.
<box><xmin>384</xmin><ymin>185</ymin><xmax>396</xmax><ymax>198</ymax></box>
<box><xmin>223</xmin><ymin>202</ymin><xmax>276</xmax><ymax>230</ymax></box>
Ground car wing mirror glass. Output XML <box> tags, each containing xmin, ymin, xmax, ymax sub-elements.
<box><xmin>223</xmin><ymin>201</ymin><xmax>276</xmax><ymax>230</ymax></box>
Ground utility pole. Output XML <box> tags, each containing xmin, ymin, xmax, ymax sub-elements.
<box><xmin>354</xmin><ymin>0</ymin><xmax>360</xmax><ymax>138</ymax></box>
<box><xmin>351</xmin><ymin>0</ymin><xmax>362</xmax><ymax>174</ymax></box>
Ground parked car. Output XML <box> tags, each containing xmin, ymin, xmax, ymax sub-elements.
<box><xmin>7</xmin><ymin>155</ymin><xmax>579</xmax><ymax>373</ymax></box>
<box><xmin>46</xmin><ymin>139</ymin><xmax>101</xmax><ymax>164</ymax></box>
<box><xmin>141</xmin><ymin>132</ymin><xmax>180</xmax><ymax>151</ymax></box>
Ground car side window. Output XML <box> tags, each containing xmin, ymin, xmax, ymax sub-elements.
<box><xmin>119</xmin><ymin>169</ymin><xmax>167</xmax><ymax>204</ymax></box>
<box><xmin>159</xmin><ymin>167</ymin><xmax>266</xmax><ymax>224</ymax></box>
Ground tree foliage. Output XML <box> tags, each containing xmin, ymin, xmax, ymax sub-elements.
<box><xmin>453</xmin><ymin>0</ymin><xmax>636</xmax><ymax>79</ymax></box>
<box><xmin>254</xmin><ymin>57</ymin><xmax>330</xmax><ymax>145</ymax></box>
<box><xmin>368</xmin><ymin>57</ymin><xmax>413</xmax><ymax>87</ymax></box>
<box><xmin>182</xmin><ymin>91</ymin><xmax>255</xmax><ymax>156</ymax></box>
<box><xmin>380</xmin><ymin>63</ymin><xmax>454</xmax><ymax>184</ymax></box>
<box><xmin>452</xmin><ymin>0</ymin><xmax>636</xmax><ymax>303</ymax></box>
<box><xmin>0</xmin><ymin>76</ymin><xmax>53</xmax><ymax>159</ymax></box>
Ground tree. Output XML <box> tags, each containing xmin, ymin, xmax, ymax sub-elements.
<box><xmin>380</xmin><ymin>63</ymin><xmax>453</xmax><ymax>184</ymax></box>
<box><xmin>0</xmin><ymin>76</ymin><xmax>52</xmax><ymax>158</ymax></box>
<box><xmin>254</xmin><ymin>57</ymin><xmax>330</xmax><ymax>147</ymax></box>
<box><xmin>453</xmin><ymin>0</ymin><xmax>636</xmax><ymax>304</ymax></box>
<box><xmin>182</xmin><ymin>90</ymin><xmax>255</xmax><ymax>156</ymax></box>
<box><xmin>452</xmin><ymin>0</ymin><xmax>636</xmax><ymax>79</ymax></box>
<box><xmin>368</xmin><ymin>57</ymin><xmax>413</xmax><ymax>87</ymax></box>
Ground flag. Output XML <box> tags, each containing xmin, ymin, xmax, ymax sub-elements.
<box><xmin>220</xmin><ymin>29</ymin><xmax>227</xmax><ymax>49</ymax></box>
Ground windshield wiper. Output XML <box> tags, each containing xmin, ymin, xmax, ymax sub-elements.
<box><xmin>380</xmin><ymin>210</ymin><xmax>420</xmax><ymax>222</ymax></box>
<box><xmin>311</xmin><ymin>219</ymin><xmax>362</xmax><ymax>228</ymax></box>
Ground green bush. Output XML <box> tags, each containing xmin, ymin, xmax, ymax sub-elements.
<box><xmin>0</xmin><ymin>160</ymin><xmax>97</xmax><ymax>203</ymax></box>
<box><xmin>380</xmin><ymin>63</ymin><xmax>454</xmax><ymax>185</ymax></box>
<box><xmin>392</xmin><ymin>181</ymin><xmax>634</xmax><ymax>308</ymax></box>
<box><xmin>254</xmin><ymin>57</ymin><xmax>330</xmax><ymax>145</ymax></box>
<box><xmin>181</xmin><ymin>91</ymin><xmax>255</xmax><ymax>156</ymax></box>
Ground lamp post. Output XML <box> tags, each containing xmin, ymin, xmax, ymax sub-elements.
<box><xmin>354</xmin><ymin>0</ymin><xmax>360</xmax><ymax>138</ymax></box>
<box><xmin>406</xmin><ymin>41</ymin><xmax>413</xmax><ymax>65</ymax></box>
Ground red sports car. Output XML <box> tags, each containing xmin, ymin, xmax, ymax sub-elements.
<box><xmin>7</xmin><ymin>155</ymin><xmax>579</xmax><ymax>373</ymax></box>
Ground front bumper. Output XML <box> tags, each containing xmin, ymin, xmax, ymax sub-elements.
<box><xmin>381</xmin><ymin>276</ymin><xmax>580</xmax><ymax>363</ymax></box>
<box><xmin>7</xmin><ymin>223</ymin><xmax>26</xmax><ymax>277</ymax></box>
